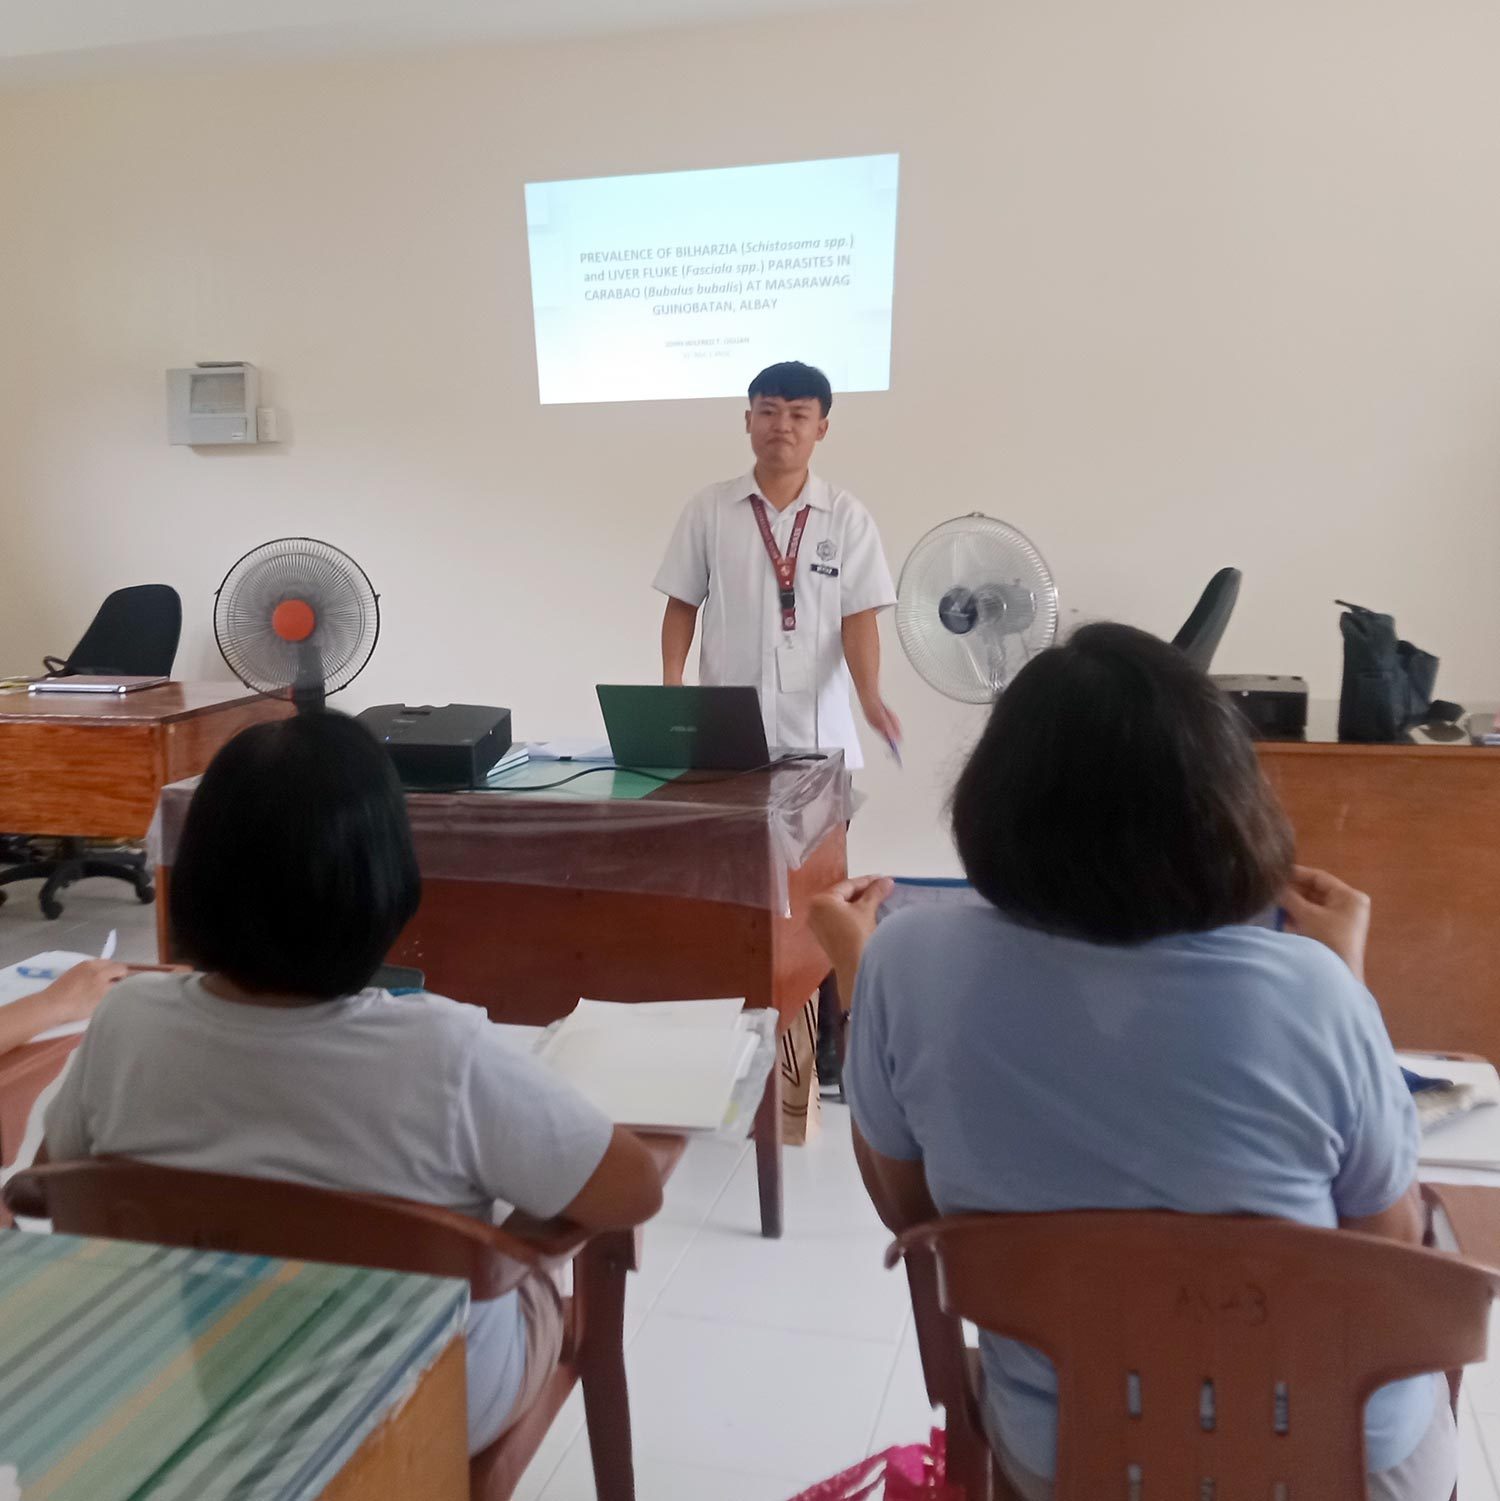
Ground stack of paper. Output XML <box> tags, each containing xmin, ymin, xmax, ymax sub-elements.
<box><xmin>1398</xmin><ymin>1052</ymin><xmax>1500</xmax><ymax>1169</ymax></box>
<box><xmin>527</xmin><ymin>739</ymin><xmax>615</xmax><ymax>763</ymax></box>
<box><xmin>537</xmin><ymin>998</ymin><xmax>757</xmax><ymax>1132</ymax></box>
<box><xmin>483</xmin><ymin>746</ymin><xmax>530</xmax><ymax>781</ymax></box>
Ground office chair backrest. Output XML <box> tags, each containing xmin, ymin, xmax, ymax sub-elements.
<box><xmin>1171</xmin><ymin>566</ymin><xmax>1241</xmax><ymax>672</ymax></box>
<box><xmin>53</xmin><ymin>583</ymin><xmax>182</xmax><ymax>677</ymax></box>
<box><xmin>5</xmin><ymin>1157</ymin><xmax>578</xmax><ymax>1300</ymax></box>
<box><xmin>893</xmin><ymin>1210</ymin><xmax>1500</xmax><ymax>1498</ymax></box>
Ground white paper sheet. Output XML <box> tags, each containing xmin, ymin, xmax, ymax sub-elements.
<box><xmin>1400</xmin><ymin>1052</ymin><xmax>1500</xmax><ymax>1169</ymax></box>
<box><xmin>538</xmin><ymin>997</ymin><xmax>753</xmax><ymax>1130</ymax></box>
<box><xmin>0</xmin><ymin>952</ymin><xmax>97</xmax><ymax>1043</ymax></box>
<box><xmin>570</xmin><ymin>997</ymin><xmax>745</xmax><ymax>1031</ymax></box>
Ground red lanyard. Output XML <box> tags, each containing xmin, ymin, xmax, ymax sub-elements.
<box><xmin>751</xmin><ymin>497</ymin><xmax>811</xmax><ymax>632</ymax></box>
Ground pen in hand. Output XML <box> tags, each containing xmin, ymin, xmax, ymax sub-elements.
<box><xmin>18</xmin><ymin>927</ymin><xmax>123</xmax><ymax>980</ymax></box>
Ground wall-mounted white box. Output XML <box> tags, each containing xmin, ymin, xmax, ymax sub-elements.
<box><xmin>167</xmin><ymin>362</ymin><xmax>259</xmax><ymax>445</ymax></box>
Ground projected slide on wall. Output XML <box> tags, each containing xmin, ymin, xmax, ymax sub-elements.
<box><xmin>525</xmin><ymin>153</ymin><xmax>899</xmax><ymax>405</ymax></box>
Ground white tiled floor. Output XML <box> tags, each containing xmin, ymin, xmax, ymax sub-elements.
<box><xmin>0</xmin><ymin>878</ymin><xmax>162</xmax><ymax>966</ymax></box>
<box><xmin>513</xmin><ymin>1105</ymin><xmax>931</xmax><ymax>1501</ymax></box>
<box><xmin>6</xmin><ymin>880</ymin><xmax>1500</xmax><ymax>1498</ymax></box>
<box><xmin>513</xmin><ymin>1106</ymin><xmax>1500</xmax><ymax>1501</ymax></box>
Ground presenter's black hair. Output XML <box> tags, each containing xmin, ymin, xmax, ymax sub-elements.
<box><xmin>171</xmin><ymin>711</ymin><xmax>421</xmax><ymax>999</ymax></box>
<box><xmin>951</xmin><ymin>622</ymin><xmax>1293</xmax><ymax>944</ymax></box>
<box><xmin>748</xmin><ymin>361</ymin><xmax>833</xmax><ymax>416</ymax></box>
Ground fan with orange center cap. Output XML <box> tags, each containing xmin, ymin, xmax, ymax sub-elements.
<box><xmin>213</xmin><ymin>538</ymin><xmax>380</xmax><ymax>711</ymax></box>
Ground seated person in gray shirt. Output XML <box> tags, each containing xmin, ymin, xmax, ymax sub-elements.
<box><xmin>811</xmin><ymin>622</ymin><xmax>1451</xmax><ymax>1501</ymax></box>
<box><xmin>43</xmin><ymin>711</ymin><xmax>664</xmax><ymax>1455</ymax></box>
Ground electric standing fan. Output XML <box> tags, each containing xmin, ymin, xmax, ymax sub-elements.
<box><xmin>213</xmin><ymin>538</ymin><xmax>380</xmax><ymax>710</ymax></box>
<box><xmin>895</xmin><ymin>514</ymin><xmax>1058</xmax><ymax>703</ymax></box>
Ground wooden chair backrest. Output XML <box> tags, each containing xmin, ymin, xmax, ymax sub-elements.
<box><xmin>5</xmin><ymin>1158</ymin><xmax>588</xmax><ymax>1300</ymax></box>
<box><xmin>894</xmin><ymin>1211</ymin><xmax>1500</xmax><ymax>1497</ymax></box>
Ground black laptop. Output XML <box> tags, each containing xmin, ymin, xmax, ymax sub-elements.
<box><xmin>596</xmin><ymin>685</ymin><xmax>772</xmax><ymax>771</ymax></box>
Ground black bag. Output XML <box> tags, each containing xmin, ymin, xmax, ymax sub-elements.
<box><xmin>1336</xmin><ymin>600</ymin><xmax>1462</xmax><ymax>742</ymax></box>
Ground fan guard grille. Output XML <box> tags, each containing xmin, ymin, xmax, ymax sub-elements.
<box><xmin>896</xmin><ymin>515</ymin><xmax>1058</xmax><ymax>703</ymax></box>
<box><xmin>214</xmin><ymin>538</ymin><xmax>380</xmax><ymax>698</ymax></box>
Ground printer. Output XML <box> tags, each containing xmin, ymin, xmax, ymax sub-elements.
<box><xmin>1212</xmin><ymin>675</ymin><xmax>1309</xmax><ymax>739</ymax></box>
<box><xmin>357</xmin><ymin>703</ymin><xmax>513</xmax><ymax>789</ymax></box>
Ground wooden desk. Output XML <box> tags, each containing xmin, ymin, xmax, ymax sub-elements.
<box><xmin>0</xmin><ymin>1035</ymin><xmax>77</xmax><ymax>1165</ymax></box>
<box><xmin>1256</xmin><ymin>721</ymin><xmax>1500</xmax><ymax>1061</ymax></box>
<box><xmin>0</xmin><ymin>1228</ymin><xmax>468</xmax><ymax>1501</ymax></box>
<box><xmin>0</xmin><ymin>682</ymin><xmax>293</xmax><ymax>839</ymax></box>
<box><xmin>318</xmin><ymin>1338</ymin><xmax>468</xmax><ymax>1501</ymax></box>
<box><xmin>154</xmin><ymin>758</ymin><xmax>850</xmax><ymax>1239</ymax></box>
<box><xmin>1425</xmin><ymin>1182</ymin><xmax>1500</xmax><ymax>1262</ymax></box>
<box><xmin>0</xmin><ymin>1038</ymin><xmax>80</xmax><ymax>1224</ymax></box>
<box><xmin>0</xmin><ymin>1034</ymin><xmax>81</xmax><ymax>1226</ymax></box>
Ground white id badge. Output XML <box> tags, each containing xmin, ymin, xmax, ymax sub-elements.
<box><xmin>776</xmin><ymin>637</ymin><xmax>814</xmax><ymax>694</ymax></box>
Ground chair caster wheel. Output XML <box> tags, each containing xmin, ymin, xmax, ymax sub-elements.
<box><xmin>41</xmin><ymin>896</ymin><xmax>64</xmax><ymax>920</ymax></box>
<box><xmin>138</xmin><ymin>883</ymin><xmax>156</xmax><ymax>906</ymax></box>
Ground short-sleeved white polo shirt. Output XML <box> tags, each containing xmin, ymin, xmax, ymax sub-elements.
<box><xmin>653</xmin><ymin>471</ymin><xmax>896</xmax><ymax>769</ymax></box>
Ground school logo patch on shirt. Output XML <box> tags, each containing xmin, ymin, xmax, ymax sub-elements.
<box><xmin>816</xmin><ymin>539</ymin><xmax>837</xmax><ymax>561</ymax></box>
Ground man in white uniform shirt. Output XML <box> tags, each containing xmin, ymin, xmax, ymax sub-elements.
<box><xmin>654</xmin><ymin>361</ymin><xmax>900</xmax><ymax>767</ymax></box>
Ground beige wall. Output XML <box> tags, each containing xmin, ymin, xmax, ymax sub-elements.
<box><xmin>3</xmin><ymin>0</ymin><xmax>1499</xmax><ymax>875</ymax></box>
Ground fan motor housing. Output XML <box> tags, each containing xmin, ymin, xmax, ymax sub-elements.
<box><xmin>358</xmin><ymin>703</ymin><xmax>513</xmax><ymax>790</ymax></box>
<box><xmin>894</xmin><ymin>513</ymin><xmax>1058</xmax><ymax>704</ymax></box>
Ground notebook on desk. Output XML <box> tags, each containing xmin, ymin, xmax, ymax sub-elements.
<box><xmin>536</xmin><ymin>998</ymin><xmax>757</xmax><ymax>1132</ymax></box>
<box><xmin>1399</xmin><ymin>1052</ymin><xmax>1500</xmax><ymax>1169</ymax></box>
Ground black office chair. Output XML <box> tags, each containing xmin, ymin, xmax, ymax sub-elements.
<box><xmin>42</xmin><ymin>584</ymin><xmax>182</xmax><ymax>678</ymax></box>
<box><xmin>1172</xmin><ymin>567</ymin><xmax>1242</xmax><ymax>672</ymax></box>
<box><xmin>0</xmin><ymin>584</ymin><xmax>183</xmax><ymax>919</ymax></box>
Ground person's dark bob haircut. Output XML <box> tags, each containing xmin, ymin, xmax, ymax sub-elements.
<box><xmin>170</xmin><ymin>711</ymin><xmax>421</xmax><ymax>999</ymax></box>
<box><xmin>748</xmin><ymin>361</ymin><xmax>833</xmax><ymax>417</ymax></box>
<box><xmin>951</xmin><ymin>622</ymin><xmax>1294</xmax><ymax>945</ymax></box>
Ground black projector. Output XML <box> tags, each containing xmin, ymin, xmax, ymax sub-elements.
<box><xmin>1213</xmin><ymin>675</ymin><xmax>1309</xmax><ymax>739</ymax></box>
<box><xmin>358</xmin><ymin>703</ymin><xmax>512</xmax><ymax>789</ymax></box>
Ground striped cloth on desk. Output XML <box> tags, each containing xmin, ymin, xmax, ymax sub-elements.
<box><xmin>0</xmin><ymin>1229</ymin><xmax>467</xmax><ymax>1501</ymax></box>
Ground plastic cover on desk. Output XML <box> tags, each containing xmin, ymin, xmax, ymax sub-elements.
<box><xmin>149</xmin><ymin>755</ymin><xmax>851</xmax><ymax>915</ymax></box>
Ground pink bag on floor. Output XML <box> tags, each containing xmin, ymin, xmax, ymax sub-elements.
<box><xmin>786</xmin><ymin>1430</ymin><xmax>963</xmax><ymax>1500</ymax></box>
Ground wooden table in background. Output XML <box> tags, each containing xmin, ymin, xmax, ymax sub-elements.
<box><xmin>1257</xmin><ymin>710</ymin><xmax>1500</xmax><ymax>1062</ymax></box>
<box><xmin>155</xmin><ymin>758</ymin><xmax>849</xmax><ymax>1240</ymax></box>
<box><xmin>0</xmin><ymin>682</ymin><xmax>293</xmax><ymax>839</ymax></box>
<box><xmin>0</xmin><ymin>684</ymin><xmax>292</xmax><ymax>1183</ymax></box>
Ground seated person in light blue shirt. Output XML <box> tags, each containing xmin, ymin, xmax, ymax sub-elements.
<box><xmin>812</xmin><ymin>622</ymin><xmax>1452</xmax><ymax>1501</ymax></box>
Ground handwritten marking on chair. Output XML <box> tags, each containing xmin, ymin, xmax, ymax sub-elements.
<box><xmin>1172</xmin><ymin>1280</ymin><xmax>1269</xmax><ymax>1325</ymax></box>
<box><xmin>1125</xmin><ymin>1370</ymin><xmax>1142</xmax><ymax>1418</ymax></box>
<box><xmin>1126</xmin><ymin>1462</ymin><xmax>1143</xmax><ymax>1500</ymax></box>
